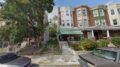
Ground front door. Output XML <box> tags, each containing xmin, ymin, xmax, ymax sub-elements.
<box><xmin>94</xmin><ymin>31</ymin><xmax>99</xmax><ymax>40</ymax></box>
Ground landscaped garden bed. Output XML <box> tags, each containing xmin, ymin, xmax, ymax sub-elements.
<box><xmin>69</xmin><ymin>37</ymin><xmax>120</xmax><ymax>51</ymax></box>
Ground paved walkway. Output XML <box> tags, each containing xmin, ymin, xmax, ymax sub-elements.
<box><xmin>59</xmin><ymin>41</ymin><xmax>79</xmax><ymax>64</ymax></box>
<box><xmin>28</xmin><ymin>41</ymin><xmax>80</xmax><ymax>67</ymax></box>
<box><xmin>59</xmin><ymin>41</ymin><xmax>76</xmax><ymax>55</ymax></box>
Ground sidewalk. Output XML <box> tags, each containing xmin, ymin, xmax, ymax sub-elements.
<box><xmin>27</xmin><ymin>41</ymin><xmax>80</xmax><ymax>67</ymax></box>
<box><xmin>27</xmin><ymin>55</ymin><xmax>80</xmax><ymax>67</ymax></box>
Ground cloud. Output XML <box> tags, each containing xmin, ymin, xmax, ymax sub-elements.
<box><xmin>106</xmin><ymin>0</ymin><xmax>114</xmax><ymax>5</ymax></box>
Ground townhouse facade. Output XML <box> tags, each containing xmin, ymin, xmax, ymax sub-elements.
<box><xmin>58</xmin><ymin>3</ymin><xmax>120</xmax><ymax>41</ymax></box>
<box><xmin>74</xmin><ymin>5</ymin><xmax>90</xmax><ymax>27</ymax></box>
<box><xmin>73</xmin><ymin>5</ymin><xmax>94</xmax><ymax>39</ymax></box>
<box><xmin>60</xmin><ymin>7</ymin><xmax>74</xmax><ymax>28</ymax></box>
<box><xmin>106</xmin><ymin>3</ymin><xmax>120</xmax><ymax>38</ymax></box>
<box><xmin>83</xmin><ymin>5</ymin><xmax>111</xmax><ymax>40</ymax></box>
<box><xmin>92</xmin><ymin>5</ymin><xmax>110</xmax><ymax>26</ymax></box>
<box><xmin>59</xmin><ymin>7</ymin><xmax>83</xmax><ymax>41</ymax></box>
<box><xmin>108</xmin><ymin>4</ymin><xmax>120</xmax><ymax>26</ymax></box>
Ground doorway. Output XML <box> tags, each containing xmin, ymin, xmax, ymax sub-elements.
<box><xmin>94</xmin><ymin>31</ymin><xmax>99</xmax><ymax>40</ymax></box>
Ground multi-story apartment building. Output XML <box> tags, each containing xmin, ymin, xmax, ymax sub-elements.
<box><xmin>59</xmin><ymin>7</ymin><xmax>83</xmax><ymax>41</ymax></box>
<box><xmin>73</xmin><ymin>5</ymin><xmax>94</xmax><ymax>39</ymax></box>
<box><xmin>57</xmin><ymin>4</ymin><xmax>120</xmax><ymax>41</ymax></box>
<box><xmin>88</xmin><ymin>5</ymin><xmax>111</xmax><ymax>40</ymax></box>
<box><xmin>73</xmin><ymin>5</ymin><xmax>92</xmax><ymax>27</ymax></box>
<box><xmin>92</xmin><ymin>5</ymin><xmax>110</xmax><ymax>26</ymax></box>
<box><xmin>107</xmin><ymin>3</ymin><xmax>120</xmax><ymax>26</ymax></box>
<box><xmin>106</xmin><ymin>3</ymin><xmax>120</xmax><ymax>38</ymax></box>
<box><xmin>82</xmin><ymin>5</ymin><xmax>120</xmax><ymax>40</ymax></box>
<box><xmin>60</xmin><ymin>7</ymin><xmax>74</xmax><ymax>28</ymax></box>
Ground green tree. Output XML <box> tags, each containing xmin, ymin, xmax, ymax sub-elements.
<box><xmin>0</xmin><ymin>0</ymin><xmax>54</xmax><ymax>46</ymax></box>
<box><xmin>49</xmin><ymin>23</ymin><xmax>57</xmax><ymax>39</ymax></box>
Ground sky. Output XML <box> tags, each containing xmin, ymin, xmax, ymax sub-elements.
<box><xmin>0</xmin><ymin>0</ymin><xmax>120</xmax><ymax>7</ymax></box>
<box><xmin>54</xmin><ymin>0</ymin><xmax>120</xmax><ymax>7</ymax></box>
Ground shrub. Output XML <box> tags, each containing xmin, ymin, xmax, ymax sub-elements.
<box><xmin>70</xmin><ymin>43</ymin><xmax>82</xmax><ymax>51</ymax></box>
<box><xmin>96</xmin><ymin>39</ymin><xmax>109</xmax><ymax>48</ymax></box>
<box><xmin>47</xmin><ymin>39</ymin><xmax>58</xmax><ymax>46</ymax></box>
<box><xmin>69</xmin><ymin>41</ymin><xmax>82</xmax><ymax>51</ymax></box>
<box><xmin>111</xmin><ymin>37</ymin><xmax>120</xmax><ymax>47</ymax></box>
<box><xmin>80</xmin><ymin>39</ymin><xmax>97</xmax><ymax>51</ymax></box>
<box><xmin>47</xmin><ymin>39</ymin><xmax>61</xmax><ymax>55</ymax></box>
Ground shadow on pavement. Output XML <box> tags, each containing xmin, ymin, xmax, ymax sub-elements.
<box><xmin>31</xmin><ymin>63</ymin><xmax>40</xmax><ymax>67</ymax></box>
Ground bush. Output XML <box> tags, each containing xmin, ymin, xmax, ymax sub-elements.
<box><xmin>46</xmin><ymin>39</ymin><xmax>62</xmax><ymax>55</ymax></box>
<box><xmin>47</xmin><ymin>39</ymin><xmax>58</xmax><ymax>46</ymax></box>
<box><xmin>111</xmin><ymin>37</ymin><xmax>120</xmax><ymax>47</ymax></box>
<box><xmin>80</xmin><ymin>39</ymin><xmax>97</xmax><ymax>51</ymax></box>
<box><xmin>69</xmin><ymin>41</ymin><xmax>82</xmax><ymax>51</ymax></box>
<box><xmin>97</xmin><ymin>39</ymin><xmax>109</xmax><ymax>48</ymax></box>
<box><xmin>70</xmin><ymin>43</ymin><xmax>82</xmax><ymax>51</ymax></box>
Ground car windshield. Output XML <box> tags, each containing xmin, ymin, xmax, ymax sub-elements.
<box><xmin>92</xmin><ymin>49</ymin><xmax>117</xmax><ymax>61</ymax></box>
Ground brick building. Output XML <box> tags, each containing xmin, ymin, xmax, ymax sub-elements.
<box><xmin>58</xmin><ymin>4</ymin><xmax>120</xmax><ymax>41</ymax></box>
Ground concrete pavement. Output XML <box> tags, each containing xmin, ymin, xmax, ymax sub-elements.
<box><xmin>28</xmin><ymin>41</ymin><xmax>80</xmax><ymax>67</ymax></box>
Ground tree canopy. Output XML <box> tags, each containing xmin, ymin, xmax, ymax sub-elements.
<box><xmin>0</xmin><ymin>0</ymin><xmax>54</xmax><ymax>44</ymax></box>
<box><xmin>49</xmin><ymin>23</ymin><xmax>57</xmax><ymax>39</ymax></box>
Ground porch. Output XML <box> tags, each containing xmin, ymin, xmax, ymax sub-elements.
<box><xmin>82</xmin><ymin>26</ymin><xmax>120</xmax><ymax>40</ymax></box>
<box><xmin>59</xmin><ymin>28</ymin><xmax>83</xmax><ymax>41</ymax></box>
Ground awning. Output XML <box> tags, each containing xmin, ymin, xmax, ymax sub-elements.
<box><xmin>59</xmin><ymin>28</ymin><xmax>83</xmax><ymax>35</ymax></box>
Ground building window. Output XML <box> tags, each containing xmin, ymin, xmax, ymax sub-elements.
<box><xmin>77</xmin><ymin>10</ymin><xmax>81</xmax><ymax>16</ymax></box>
<box><xmin>71</xmin><ymin>23</ymin><xmax>73</xmax><ymax>26</ymax></box>
<box><xmin>101</xmin><ymin>19</ymin><xmax>106</xmax><ymax>26</ymax></box>
<box><xmin>117</xmin><ymin>8</ymin><xmax>120</xmax><ymax>14</ymax></box>
<box><xmin>82</xmin><ymin>9</ymin><xmax>87</xmax><ymax>16</ymax></box>
<box><xmin>66</xmin><ymin>11</ymin><xmax>69</xmax><ymax>16</ymax></box>
<box><xmin>113</xmin><ymin>19</ymin><xmax>118</xmax><ymax>25</ymax></box>
<box><xmin>84</xmin><ymin>19</ymin><xmax>87</xmax><ymax>22</ymax></box>
<box><xmin>79</xmin><ymin>23</ymin><xmax>82</xmax><ymax>26</ymax></box>
<box><xmin>111</xmin><ymin>9</ymin><xmax>115</xmax><ymax>15</ymax></box>
<box><xmin>95</xmin><ymin>20</ymin><xmax>100</xmax><ymax>26</ymax></box>
<box><xmin>84</xmin><ymin>21</ymin><xmax>89</xmax><ymax>26</ymax></box>
<box><xmin>78</xmin><ymin>20</ymin><xmax>82</xmax><ymax>27</ymax></box>
<box><xmin>67</xmin><ymin>20</ymin><xmax>69</xmax><ymax>22</ymax></box>
<box><xmin>67</xmin><ymin>23</ymin><xmax>70</xmax><ymax>26</ymax></box>
<box><xmin>95</xmin><ymin>20</ymin><xmax>97</xmax><ymax>26</ymax></box>
<box><xmin>62</xmin><ymin>23</ymin><xmax>65</xmax><ymax>26</ymax></box>
<box><xmin>93</xmin><ymin>10</ymin><xmax>98</xmax><ymax>17</ymax></box>
<box><xmin>99</xmin><ymin>9</ymin><xmax>104</xmax><ymax>16</ymax></box>
<box><xmin>77</xmin><ymin>10</ymin><xmax>81</xmax><ymax>13</ymax></box>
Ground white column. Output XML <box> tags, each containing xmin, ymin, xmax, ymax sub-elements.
<box><xmin>107</xmin><ymin>30</ymin><xmax>110</xmax><ymax>38</ymax></box>
<box><xmin>91</xmin><ymin>30</ymin><xmax>95</xmax><ymax>38</ymax></box>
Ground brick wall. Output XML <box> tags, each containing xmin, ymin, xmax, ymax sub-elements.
<box><xmin>73</xmin><ymin>9</ymin><xmax>78</xmax><ymax>27</ymax></box>
<box><xmin>104</xmin><ymin>9</ymin><xmax>110</xmax><ymax>26</ymax></box>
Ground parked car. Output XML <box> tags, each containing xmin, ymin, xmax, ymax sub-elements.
<box><xmin>79</xmin><ymin>48</ymin><xmax>120</xmax><ymax>67</ymax></box>
<box><xmin>0</xmin><ymin>53</ymin><xmax>31</xmax><ymax>67</ymax></box>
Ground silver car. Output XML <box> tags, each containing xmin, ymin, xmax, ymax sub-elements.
<box><xmin>79</xmin><ymin>48</ymin><xmax>120</xmax><ymax>67</ymax></box>
<box><xmin>0</xmin><ymin>53</ymin><xmax>31</xmax><ymax>67</ymax></box>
